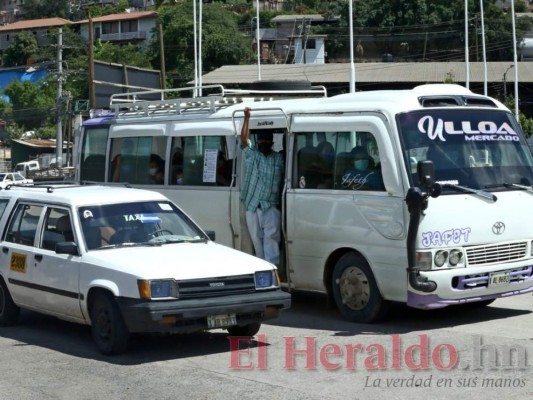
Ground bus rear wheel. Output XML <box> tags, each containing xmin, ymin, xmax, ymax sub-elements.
<box><xmin>331</xmin><ymin>252</ymin><xmax>388</xmax><ymax>323</ymax></box>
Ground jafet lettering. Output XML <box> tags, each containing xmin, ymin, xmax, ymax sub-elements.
<box><xmin>421</xmin><ymin>228</ymin><xmax>471</xmax><ymax>247</ymax></box>
<box><xmin>418</xmin><ymin>116</ymin><xmax>517</xmax><ymax>142</ymax></box>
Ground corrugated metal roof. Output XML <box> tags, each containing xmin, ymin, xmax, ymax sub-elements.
<box><xmin>201</xmin><ymin>62</ymin><xmax>531</xmax><ymax>84</ymax></box>
<box><xmin>0</xmin><ymin>17</ymin><xmax>71</xmax><ymax>32</ymax></box>
<box><xmin>272</xmin><ymin>15</ymin><xmax>324</xmax><ymax>23</ymax></box>
<box><xmin>74</xmin><ymin>11</ymin><xmax>157</xmax><ymax>24</ymax></box>
<box><xmin>11</xmin><ymin>139</ymin><xmax>57</xmax><ymax>149</ymax></box>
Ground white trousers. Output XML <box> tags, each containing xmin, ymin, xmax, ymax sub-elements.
<box><xmin>246</xmin><ymin>207</ymin><xmax>281</xmax><ymax>265</ymax></box>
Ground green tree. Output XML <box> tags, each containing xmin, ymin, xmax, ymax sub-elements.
<box><xmin>148</xmin><ymin>2</ymin><xmax>248</xmax><ymax>87</ymax></box>
<box><xmin>3</xmin><ymin>78</ymin><xmax>56</xmax><ymax>131</ymax></box>
<box><xmin>22</xmin><ymin>0</ymin><xmax>70</xmax><ymax>19</ymax></box>
<box><xmin>94</xmin><ymin>41</ymin><xmax>152</xmax><ymax>69</ymax></box>
<box><xmin>2</xmin><ymin>31</ymin><xmax>39</xmax><ymax>67</ymax></box>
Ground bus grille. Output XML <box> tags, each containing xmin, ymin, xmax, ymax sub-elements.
<box><xmin>178</xmin><ymin>274</ymin><xmax>256</xmax><ymax>298</ymax></box>
<box><xmin>452</xmin><ymin>266</ymin><xmax>533</xmax><ymax>290</ymax></box>
<box><xmin>466</xmin><ymin>242</ymin><xmax>527</xmax><ymax>266</ymax></box>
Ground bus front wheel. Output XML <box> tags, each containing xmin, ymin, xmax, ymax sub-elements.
<box><xmin>331</xmin><ymin>253</ymin><xmax>388</xmax><ymax>323</ymax></box>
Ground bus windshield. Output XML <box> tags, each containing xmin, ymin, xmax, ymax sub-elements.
<box><xmin>398</xmin><ymin>109</ymin><xmax>533</xmax><ymax>191</ymax></box>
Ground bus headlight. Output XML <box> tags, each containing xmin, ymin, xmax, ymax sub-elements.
<box><xmin>434</xmin><ymin>250</ymin><xmax>448</xmax><ymax>268</ymax></box>
<box><xmin>416</xmin><ymin>251</ymin><xmax>432</xmax><ymax>271</ymax></box>
<box><xmin>449</xmin><ymin>249</ymin><xmax>464</xmax><ymax>266</ymax></box>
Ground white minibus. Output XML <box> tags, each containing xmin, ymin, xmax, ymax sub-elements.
<box><xmin>75</xmin><ymin>83</ymin><xmax>533</xmax><ymax>322</ymax></box>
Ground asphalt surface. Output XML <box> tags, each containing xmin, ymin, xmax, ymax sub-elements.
<box><xmin>0</xmin><ymin>291</ymin><xmax>531</xmax><ymax>400</ymax></box>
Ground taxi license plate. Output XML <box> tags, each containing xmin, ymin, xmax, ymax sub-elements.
<box><xmin>489</xmin><ymin>271</ymin><xmax>510</xmax><ymax>286</ymax></box>
<box><xmin>207</xmin><ymin>313</ymin><xmax>237</xmax><ymax>329</ymax></box>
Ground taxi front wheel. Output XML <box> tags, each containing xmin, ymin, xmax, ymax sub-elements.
<box><xmin>0</xmin><ymin>278</ymin><xmax>20</xmax><ymax>326</ymax></box>
<box><xmin>90</xmin><ymin>292</ymin><xmax>130</xmax><ymax>355</ymax></box>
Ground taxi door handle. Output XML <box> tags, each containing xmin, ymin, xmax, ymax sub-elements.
<box><xmin>35</xmin><ymin>254</ymin><xmax>43</xmax><ymax>262</ymax></box>
<box><xmin>2</xmin><ymin>247</ymin><xmax>8</xmax><ymax>254</ymax></box>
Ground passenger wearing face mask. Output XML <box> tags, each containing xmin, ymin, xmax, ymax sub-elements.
<box><xmin>148</xmin><ymin>154</ymin><xmax>164</xmax><ymax>184</ymax></box>
<box><xmin>341</xmin><ymin>145</ymin><xmax>385</xmax><ymax>191</ymax></box>
<box><xmin>240</xmin><ymin>107</ymin><xmax>284</xmax><ymax>266</ymax></box>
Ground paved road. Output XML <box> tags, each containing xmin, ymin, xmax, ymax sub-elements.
<box><xmin>0</xmin><ymin>292</ymin><xmax>531</xmax><ymax>400</ymax></box>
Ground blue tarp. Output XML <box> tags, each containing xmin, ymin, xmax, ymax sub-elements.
<box><xmin>0</xmin><ymin>69</ymin><xmax>48</xmax><ymax>102</ymax></box>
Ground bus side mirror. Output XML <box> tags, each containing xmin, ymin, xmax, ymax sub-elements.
<box><xmin>417</xmin><ymin>160</ymin><xmax>435</xmax><ymax>188</ymax></box>
<box><xmin>205</xmin><ymin>230</ymin><xmax>216</xmax><ymax>241</ymax></box>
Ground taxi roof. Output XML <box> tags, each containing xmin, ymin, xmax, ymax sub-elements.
<box><xmin>0</xmin><ymin>184</ymin><xmax>167</xmax><ymax>208</ymax></box>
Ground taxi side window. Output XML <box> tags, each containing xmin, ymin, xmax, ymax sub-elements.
<box><xmin>0</xmin><ymin>199</ymin><xmax>9</xmax><ymax>220</ymax></box>
<box><xmin>41</xmin><ymin>208</ymin><xmax>73</xmax><ymax>251</ymax></box>
<box><xmin>5</xmin><ymin>204</ymin><xmax>44</xmax><ymax>246</ymax></box>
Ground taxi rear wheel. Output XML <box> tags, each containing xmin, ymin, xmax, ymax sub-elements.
<box><xmin>227</xmin><ymin>323</ymin><xmax>261</xmax><ymax>337</ymax></box>
<box><xmin>90</xmin><ymin>292</ymin><xmax>130</xmax><ymax>355</ymax></box>
<box><xmin>0</xmin><ymin>278</ymin><xmax>20</xmax><ymax>326</ymax></box>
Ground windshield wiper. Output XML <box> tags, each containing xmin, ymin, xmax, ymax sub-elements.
<box><xmin>485</xmin><ymin>182</ymin><xmax>533</xmax><ymax>193</ymax></box>
<box><xmin>98</xmin><ymin>242</ymin><xmax>162</xmax><ymax>250</ymax></box>
<box><xmin>442</xmin><ymin>183</ymin><xmax>497</xmax><ymax>202</ymax></box>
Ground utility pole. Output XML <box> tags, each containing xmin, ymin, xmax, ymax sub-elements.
<box><xmin>56</xmin><ymin>27</ymin><xmax>63</xmax><ymax>166</ymax></box>
<box><xmin>88</xmin><ymin>17</ymin><xmax>96</xmax><ymax>109</ymax></box>
<box><xmin>158</xmin><ymin>23</ymin><xmax>166</xmax><ymax>90</ymax></box>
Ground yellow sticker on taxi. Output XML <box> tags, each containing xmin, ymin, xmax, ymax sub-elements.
<box><xmin>10</xmin><ymin>252</ymin><xmax>27</xmax><ymax>273</ymax></box>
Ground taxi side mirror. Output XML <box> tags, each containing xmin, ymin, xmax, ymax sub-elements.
<box><xmin>55</xmin><ymin>241</ymin><xmax>79</xmax><ymax>256</ymax></box>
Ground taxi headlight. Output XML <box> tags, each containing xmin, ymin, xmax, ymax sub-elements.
<box><xmin>434</xmin><ymin>250</ymin><xmax>449</xmax><ymax>268</ymax></box>
<box><xmin>449</xmin><ymin>249</ymin><xmax>464</xmax><ymax>266</ymax></box>
<box><xmin>138</xmin><ymin>279</ymin><xmax>177</xmax><ymax>299</ymax></box>
<box><xmin>255</xmin><ymin>270</ymin><xmax>278</xmax><ymax>289</ymax></box>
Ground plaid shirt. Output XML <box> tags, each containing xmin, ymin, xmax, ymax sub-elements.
<box><xmin>240</xmin><ymin>144</ymin><xmax>284</xmax><ymax>212</ymax></box>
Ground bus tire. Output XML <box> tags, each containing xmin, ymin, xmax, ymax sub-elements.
<box><xmin>90</xmin><ymin>291</ymin><xmax>130</xmax><ymax>355</ymax></box>
<box><xmin>331</xmin><ymin>252</ymin><xmax>388</xmax><ymax>323</ymax></box>
<box><xmin>0</xmin><ymin>278</ymin><xmax>20</xmax><ymax>327</ymax></box>
<box><xmin>227</xmin><ymin>322</ymin><xmax>261</xmax><ymax>337</ymax></box>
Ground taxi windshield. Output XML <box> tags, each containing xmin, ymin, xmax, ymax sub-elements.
<box><xmin>78</xmin><ymin>201</ymin><xmax>205</xmax><ymax>250</ymax></box>
<box><xmin>398</xmin><ymin>109</ymin><xmax>533</xmax><ymax>191</ymax></box>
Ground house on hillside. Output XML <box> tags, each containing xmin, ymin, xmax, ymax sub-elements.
<box><xmin>75</xmin><ymin>11</ymin><xmax>157</xmax><ymax>48</ymax></box>
<box><xmin>0</xmin><ymin>17</ymin><xmax>71</xmax><ymax>51</ymax></box>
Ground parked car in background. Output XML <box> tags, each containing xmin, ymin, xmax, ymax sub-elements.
<box><xmin>14</xmin><ymin>161</ymin><xmax>40</xmax><ymax>178</ymax></box>
<box><xmin>0</xmin><ymin>172</ymin><xmax>33</xmax><ymax>188</ymax></box>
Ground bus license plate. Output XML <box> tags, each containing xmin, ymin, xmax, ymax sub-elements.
<box><xmin>207</xmin><ymin>313</ymin><xmax>237</xmax><ymax>329</ymax></box>
<box><xmin>489</xmin><ymin>271</ymin><xmax>510</xmax><ymax>286</ymax></box>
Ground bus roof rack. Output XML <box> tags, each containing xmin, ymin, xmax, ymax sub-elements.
<box><xmin>109</xmin><ymin>84</ymin><xmax>328</xmax><ymax>119</ymax></box>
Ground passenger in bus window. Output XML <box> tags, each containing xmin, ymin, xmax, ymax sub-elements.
<box><xmin>216</xmin><ymin>151</ymin><xmax>231</xmax><ymax>186</ymax></box>
<box><xmin>173</xmin><ymin>166</ymin><xmax>183</xmax><ymax>185</ymax></box>
<box><xmin>316</xmin><ymin>140</ymin><xmax>335</xmax><ymax>189</ymax></box>
<box><xmin>340</xmin><ymin>146</ymin><xmax>385</xmax><ymax>191</ymax></box>
<box><xmin>111</xmin><ymin>139</ymin><xmax>136</xmax><ymax>183</ymax></box>
<box><xmin>149</xmin><ymin>154</ymin><xmax>164</xmax><ymax>184</ymax></box>
<box><xmin>240</xmin><ymin>107</ymin><xmax>284</xmax><ymax>266</ymax></box>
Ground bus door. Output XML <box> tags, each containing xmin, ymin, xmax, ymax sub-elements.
<box><xmin>162</xmin><ymin>120</ymin><xmax>239</xmax><ymax>249</ymax></box>
<box><xmin>285</xmin><ymin>113</ymin><xmax>405</xmax><ymax>294</ymax></box>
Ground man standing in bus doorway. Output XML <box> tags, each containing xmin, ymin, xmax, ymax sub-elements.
<box><xmin>240</xmin><ymin>107</ymin><xmax>284</xmax><ymax>266</ymax></box>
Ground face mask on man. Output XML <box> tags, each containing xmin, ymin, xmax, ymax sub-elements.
<box><xmin>257</xmin><ymin>142</ymin><xmax>272</xmax><ymax>155</ymax></box>
<box><xmin>354</xmin><ymin>159</ymin><xmax>369</xmax><ymax>170</ymax></box>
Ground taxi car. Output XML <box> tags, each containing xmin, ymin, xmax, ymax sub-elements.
<box><xmin>0</xmin><ymin>172</ymin><xmax>33</xmax><ymax>189</ymax></box>
<box><xmin>0</xmin><ymin>184</ymin><xmax>290</xmax><ymax>355</ymax></box>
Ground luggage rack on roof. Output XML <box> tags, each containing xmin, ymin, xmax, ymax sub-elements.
<box><xmin>109</xmin><ymin>84</ymin><xmax>328</xmax><ymax>119</ymax></box>
<box><xmin>1</xmin><ymin>181</ymin><xmax>134</xmax><ymax>193</ymax></box>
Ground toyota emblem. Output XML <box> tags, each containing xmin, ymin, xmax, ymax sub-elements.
<box><xmin>492</xmin><ymin>221</ymin><xmax>505</xmax><ymax>235</ymax></box>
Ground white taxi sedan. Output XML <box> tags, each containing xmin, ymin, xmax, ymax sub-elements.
<box><xmin>0</xmin><ymin>172</ymin><xmax>33</xmax><ymax>188</ymax></box>
<box><xmin>0</xmin><ymin>184</ymin><xmax>290</xmax><ymax>355</ymax></box>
